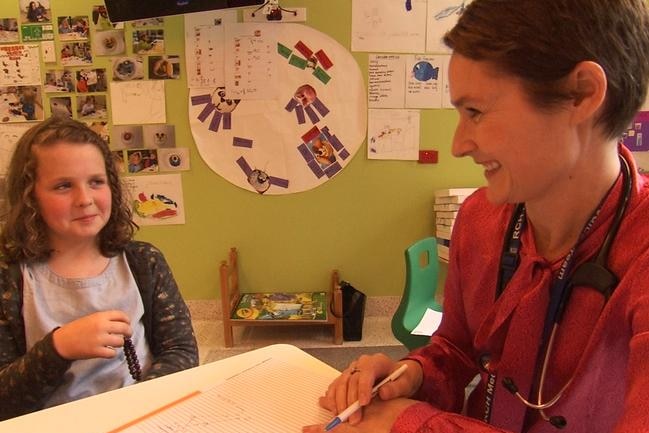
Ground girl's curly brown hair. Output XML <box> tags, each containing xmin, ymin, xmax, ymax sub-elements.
<box><xmin>0</xmin><ymin>116</ymin><xmax>138</xmax><ymax>263</ymax></box>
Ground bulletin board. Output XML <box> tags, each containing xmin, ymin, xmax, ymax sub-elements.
<box><xmin>0</xmin><ymin>0</ymin><xmax>484</xmax><ymax>300</ymax></box>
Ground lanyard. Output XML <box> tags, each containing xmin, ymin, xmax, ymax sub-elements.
<box><xmin>482</xmin><ymin>155</ymin><xmax>632</xmax><ymax>424</ymax></box>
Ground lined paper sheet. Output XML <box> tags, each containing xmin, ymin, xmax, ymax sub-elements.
<box><xmin>119</xmin><ymin>357</ymin><xmax>335</xmax><ymax>433</ymax></box>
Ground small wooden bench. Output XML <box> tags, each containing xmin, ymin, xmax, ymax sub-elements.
<box><xmin>219</xmin><ymin>247</ymin><xmax>343</xmax><ymax>348</ymax></box>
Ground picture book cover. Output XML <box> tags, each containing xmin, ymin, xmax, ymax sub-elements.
<box><xmin>232</xmin><ymin>292</ymin><xmax>328</xmax><ymax>321</ymax></box>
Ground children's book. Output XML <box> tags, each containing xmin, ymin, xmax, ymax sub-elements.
<box><xmin>232</xmin><ymin>292</ymin><xmax>328</xmax><ymax>321</ymax></box>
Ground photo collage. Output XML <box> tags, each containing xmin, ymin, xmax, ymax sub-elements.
<box><xmin>0</xmin><ymin>1</ymin><xmax>189</xmax><ymax>179</ymax></box>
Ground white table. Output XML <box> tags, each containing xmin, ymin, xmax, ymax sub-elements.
<box><xmin>0</xmin><ymin>344</ymin><xmax>338</xmax><ymax>433</ymax></box>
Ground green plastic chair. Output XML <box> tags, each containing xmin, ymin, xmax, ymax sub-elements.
<box><xmin>391</xmin><ymin>237</ymin><xmax>442</xmax><ymax>351</ymax></box>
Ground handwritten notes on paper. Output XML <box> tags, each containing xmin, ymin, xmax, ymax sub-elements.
<box><xmin>405</xmin><ymin>54</ymin><xmax>444</xmax><ymax>109</ymax></box>
<box><xmin>368</xmin><ymin>54</ymin><xmax>406</xmax><ymax>108</ymax></box>
<box><xmin>110</xmin><ymin>81</ymin><xmax>166</xmax><ymax>125</ymax></box>
<box><xmin>368</xmin><ymin>54</ymin><xmax>450</xmax><ymax>109</ymax></box>
<box><xmin>351</xmin><ymin>0</ymin><xmax>427</xmax><ymax>53</ymax></box>
<box><xmin>184</xmin><ymin>10</ymin><xmax>237</xmax><ymax>88</ymax></box>
<box><xmin>0</xmin><ymin>44</ymin><xmax>42</xmax><ymax>86</ymax></box>
<box><xmin>118</xmin><ymin>357</ymin><xmax>333</xmax><ymax>433</ymax></box>
<box><xmin>224</xmin><ymin>23</ymin><xmax>278</xmax><ymax>100</ymax></box>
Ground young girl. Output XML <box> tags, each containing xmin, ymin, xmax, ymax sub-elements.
<box><xmin>0</xmin><ymin>116</ymin><xmax>198</xmax><ymax>421</ymax></box>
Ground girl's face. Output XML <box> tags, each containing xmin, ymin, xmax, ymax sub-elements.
<box><xmin>33</xmin><ymin>141</ymin><xmax>112</xmax><ymax>251</ymax></box>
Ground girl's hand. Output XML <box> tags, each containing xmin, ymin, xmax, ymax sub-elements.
<box><xmin>52</xmin><ymin>310</ymin><xmax>132</xmax><ymax>360</ymax></box>
<box><xmin>317</xmin><ymin>354</ymin><xmax>423</xmax><ymax>426</ymax></box>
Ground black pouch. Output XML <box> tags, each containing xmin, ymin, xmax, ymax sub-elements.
<box><xmin>339</xmin><ymin>280</ymin><xmax>366</xmax><ymax>341</ymax></box>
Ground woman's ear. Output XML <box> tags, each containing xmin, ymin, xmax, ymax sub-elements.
<box><xmin>567</xmin><ymin>61</ymin><xmax>607</xmax><ymax>125</ymax></box>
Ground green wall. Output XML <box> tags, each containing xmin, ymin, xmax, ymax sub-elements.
<box><xmin>1</xmin><ymin>0</ymin><xmax>484</xmax><ymax>299</ymax></box>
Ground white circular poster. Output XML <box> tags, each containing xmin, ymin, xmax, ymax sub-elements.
<box><xmin>189</xmin><ymin>23</ymin><xmax>367</xmax><ymax>195</ymax></box>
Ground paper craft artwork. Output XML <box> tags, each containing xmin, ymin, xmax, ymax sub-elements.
<box><xmin>367</xmin><ymin>108</ymin><xmax>420</xmax><ymax>160</ymax></box>
<box><xmin>189</xmin><ymin>23</ymin><xmax>366</xmax><ymax>195</ymax></box>
<box><xmin>0</xmin><ymin>44</ymin><xmax>42</xmax><ymax>86</ymax></box>
<box><xmin>110</xmin><ymin>80</ymin><xmax>166</xmax><ymax>125</ymax></box>
<box><xmin>123</xmin><ymin>173</ymin><xmax>185</xmax><ymax>226</ymax></box>
<box><xmin>232</xmin><ymin>292</ymin><xmax>328</xmax><ymax>320</ymax></box>
<box><xmin>351</xmin><ymin>0</ymin><xmax>427</xmax><ymax>53</ymax></box>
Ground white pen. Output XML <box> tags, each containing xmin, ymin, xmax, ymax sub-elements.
<box><xmin>324</xmin><ymin>363</ymin><xmax>408</xmax><ymax>431</ymax></box>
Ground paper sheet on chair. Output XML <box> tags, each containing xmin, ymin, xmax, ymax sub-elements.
<box><xmin>411</xmin><ymin>308</ymin><xmax>443</xmax><ymax>336</ymax></box>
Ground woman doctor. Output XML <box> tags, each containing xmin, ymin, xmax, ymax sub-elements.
<box><xmin>304</xmin><ymin>0</ymin><xmax>649</xmax><ymax>432</ymax></box>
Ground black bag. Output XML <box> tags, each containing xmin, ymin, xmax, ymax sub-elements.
<box><xmin>339</xmin><ymin>280</ymin><xmax>366</xmax><ymax>341</ymax></box>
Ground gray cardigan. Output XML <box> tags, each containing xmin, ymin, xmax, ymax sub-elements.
<box><xmin>0</xmin><ymin>241</ymin><xmax>199</xmax><ymax>420</ymax></box>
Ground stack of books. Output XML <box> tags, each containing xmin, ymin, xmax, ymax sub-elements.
<box><xmin>434</xmin><ymin>188</ymin><xmax>477</xmax><ymax>262</ymax></box>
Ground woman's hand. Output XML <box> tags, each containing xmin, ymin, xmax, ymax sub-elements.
<box><xmin>52</xmin><ymin>310</ymin><xmax>132</xmax><ymax>360</ymax></box>
<box><xmin>303</xmin><ymin>397</ymin><xmax>419</xmax><ymax>433</ymax></box>
<box><xmin>317</xmin><ymin>353</ymin><xmax>424</xmax><ymax>426</ymax></box>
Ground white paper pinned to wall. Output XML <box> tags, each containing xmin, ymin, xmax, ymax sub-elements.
<box><xmin>110</xmin><ymin>80</ymin><xmax>166</xmax><ymax>125</ymax></box>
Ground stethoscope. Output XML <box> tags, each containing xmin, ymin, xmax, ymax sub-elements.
<box><xmin>493</xmin><ymin>155</ymin><xmax>632</xmax><ymax>429</ymax></box>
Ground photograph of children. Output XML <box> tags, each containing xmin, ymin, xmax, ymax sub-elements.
<box><xmin>112</xmin><ymin>56</ymin><xmax>144</xmax><ymax>81</ymax></box>
<box><xmin>84</xmin><ymin>120</ymin><xmax>110</xmax><ymax>145</ymax></box>
<box><xmin>111</xmin><ymin>150</ymin><xmax>125</xmax><ymax>173</ymax></box>
<box><xmin>111</xmin><ymin>124</ymin><xmax>143</xmax><ymax>149</ymax></box>
<box><xmin>143</xmin><ymin>124</ymin><xmax>175</xmax><ymax>148</ymax></box>
<box><xmin>20</xmin><ymin>0</ymin><xmax>50</xmax><ymax>24</ymax></box>
<box><xmin>0</xmin><ymin>19</ymin><xmax>19</xmax><ymax>44</ymax></box>
<box><xmin>132</xmin><ymin>29</ymin><xmax>164</xmax><ymax>55</ymax></box>
<box><xmin>44</xmin><ymin>69</ymin><xmax>75</xmax><ymax>93</ymax></box>
<box><xmin>0</xmin><ymin>86</ymin><xmax>43</xmax><ymax>122</ymax></box>
<box><xmin>75</xmin><ymin>94</ymin><xmax>107</xmax><ymax>120</ymax></box>
<box><xmin>91</xmin><ymin>5</ymin><xmax>121</xmax><ymax>30</ymax></box>
<box><xmin>60</xmin><ymin>42</ymin><xmax>92</xmax><ymax>66</ymax></box>
<box><xmin>49</xmin><ymin>95</ymin><xmax>72</xmax><ymax>118</ymax></box>
<box><xmin>126</xmin><ymin>149</ymin><xmax>158</xmax><ymax>174</ymax></box>
<box><xmin>148</xmin><ymin>55</ymin><xmax>180</xmax><ymax>80</ymax></box>
<box><xmin>307</xmin><ymin>133</ymin><xmax>337</xmax><ymax>168</ymax></box>
<box><xmin>76</xmin><ymin>68</ymin><xmax>107</xmax><ymax>92</ymax></box>
<box><xmin>57</xmin><ymin>15</ymin><xmax>89</xmax><ymax>40</ymax></box>
<box><xmin>92</xmin><ymin>29</ymin><xmax>126</xmax><ymax>56</ymax></box>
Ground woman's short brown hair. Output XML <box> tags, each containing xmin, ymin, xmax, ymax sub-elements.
<box><xmin>0</xmin><ymin>116</ymin><xmax>137</xmax><ymax>263</ymax></box>
<box><xmin>444</xmin><ymin>0</ymin><xmax>649</xmax><ymax>140</ymax></box>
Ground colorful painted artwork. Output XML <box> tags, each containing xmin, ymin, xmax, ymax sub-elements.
<box><xmin>232</xmin><ymin>292</ymin><xmax>328</xmax><ymax>320</ymax></box>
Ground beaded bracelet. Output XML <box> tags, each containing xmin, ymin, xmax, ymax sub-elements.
<box><xmin>123</xmin><ymin>336</ymin><xmax>142</xmax><ymax>381</ymax></box>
